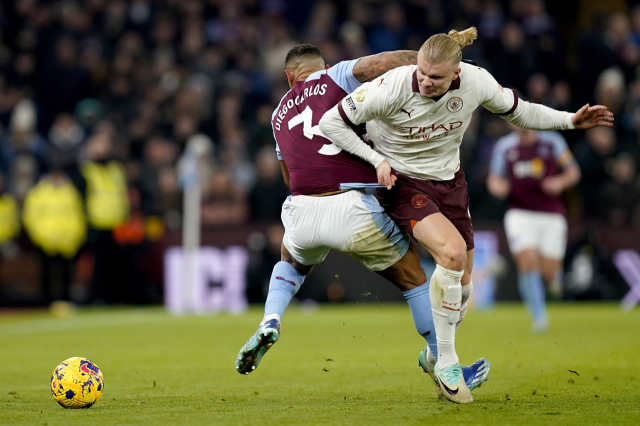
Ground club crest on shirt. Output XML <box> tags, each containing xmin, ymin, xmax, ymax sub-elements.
<box><xmin>446</xmin><ymin>97</ymin><xmax>463</xmax><ymax>113</ymax></box>
<box><xmin>354</xmin><ymin>87</ymin><xmax>369</xmax><ymax>102</ymax></box>
<box><xmin>411</xmin><ymin>194</ymin><xmax>429</xmax><ymax>209</ymax></box>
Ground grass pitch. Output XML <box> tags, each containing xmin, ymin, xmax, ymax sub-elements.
<box><xmin>0</xmin><ymin>302</ymin><xmax>639</xmax><ymax>425</ymax></box>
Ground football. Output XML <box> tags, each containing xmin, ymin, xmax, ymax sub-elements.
<box><xmin>50</xmin><ymin>357</ymin><xmax>104</xmax><ymax>409</ymax></box>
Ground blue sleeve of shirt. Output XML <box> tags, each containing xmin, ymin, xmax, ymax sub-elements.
<box><xmin>490</xmin><ymin>136</ymin><xmax>514</xmax><ymax>177</ymax></box>
<box><xmin>327</xmin><ymin>59</ymin><xmax>362</xmax><ymax>94</ymax></box>
<box><xmin>541</xmin><ymin>131</ymin><xmax>574</xmax><ymax>168</ymax></box>
<box><xmin>541</xmin><ymin>131</ymin><xmax>570</xmax><ymax>159</ymax></box>
<box><xmin>306</xmin><ymin>59</ymin><xmax>362</xmax><ymax>94</ymax></box>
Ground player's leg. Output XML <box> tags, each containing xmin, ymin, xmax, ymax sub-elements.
<box><xmin>344</xmin><ymin>197</ymin><xmax>448</xmax><ymax>398</ymax></box>
<box><xmin>368</xmin><ymin>188</ymin><xmax>489</xmax><ymax>403</ymax></box>
<box><xmin>236</xmin><ymin>244</ymin><xmax>314</xmax><ymax>375</ymax></box>
<box><xmin>376</xmin><ymin>240</ymin><xmax>425</xmax><ymax>292</ymax></box>
<box><xmin>376</xmin><ymin>239</ymin><xmax>489</xmax><ymax>398</ymax></box>
<box><xmin>376</xmin><ymin>242</ymin><xmax>438</xmax><ymax>360</ymax></box>
<box><xmin>540</xmin><ymin>257</ymin><xmax>563</xmax><ymax>297</ymax></box>
<box><xmin>505</xmin><ymin>208</ymin><xmax>549</xmax><ymax>332</ymax></box>
<box><xmin>262</xmin><ymin>244</ymin><xmax>313</xmax><ymax>325</ymax></box>
<box><xmin>412</xmin><ymin>214</ymin><xmax>472</xmax><ymax>403</ymax></box>
<box><xmin>457</xmin><ymin>249</ymin><xmax>474</xmax><ymax>332</ymax></box>
<box><xmin>340</xmin><ymin>193</ymin><xmax>438</xmax><ymax>358</ymax></box>
<box><xmin>513</xmin><ymin>249</ymin><xmax>548</xmax><ymax>332</ymax></box>
<box><xmin>237</xmin><ymin>196</ymin><xmax>325</xmax><ymax>375</ymax></box>
<box><xmin>539</xmin><ymin>213</ymin><xmax>568</xmax><ymax>299</ymax></box>
<box><xmin>413</xmin><ymin>214</ymin><xmax>466</xmax><ymax>367</ymax></box>
<box><xmin>376</xmin><ymin>173</ymin><xmax>480</xmax><ymax>402</ymax></box>
<box><xmin>421</xmin><ymin>248</ymin><xmax>473</xmax><ymax>370</ymax></box>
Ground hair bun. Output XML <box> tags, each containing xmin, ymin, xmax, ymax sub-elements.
<box><xmin>448</xmin><ymin>27</ymin><xmax>478</xmax><ymax>48</ymax></box>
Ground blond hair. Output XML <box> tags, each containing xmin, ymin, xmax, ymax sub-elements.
<box><xmin>420</xmin><ymin>27</ymin><xmax>477</xmax><ymax>65</ymax></box>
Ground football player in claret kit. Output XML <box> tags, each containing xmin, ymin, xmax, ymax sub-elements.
<box><xmin>320</xmin><ymin>27</ymin><xmax>613</xmax><ymax>402</ymax></box>
<box><xmin>487</xmin><ymin>126</ymin><xmax>581</xmax><ymax>333</ymax></box>
<box><xmin>235</xmin><ymin>44</ymin><xmax>490</xmax><ymax>403</ymax></box>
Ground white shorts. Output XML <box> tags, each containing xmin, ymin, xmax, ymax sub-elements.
<box><xmin>281</xmin><ymin>190</ymin><xmax>410</xmax><ymax>272</ymax></box>
<box><xmin>504</xmin><ymin>208</ymin><xmax>568</xmax><ymax>259</ymax></box>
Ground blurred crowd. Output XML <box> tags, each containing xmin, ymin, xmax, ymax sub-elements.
<box><xmin>2</xmin><ymin>0</ymin><xmax>640</xmax><ymax>304</ymax></box>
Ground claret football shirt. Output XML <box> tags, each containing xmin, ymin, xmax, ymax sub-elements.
<box><xmin>490</xmin><ymin>131</ymin><xmax>575</xmax><ymax>215</ymax></box>
<box><xmin>271</xmin><ymin>60</ymin><xmax>380</xmax><ymax>195</ymax></box>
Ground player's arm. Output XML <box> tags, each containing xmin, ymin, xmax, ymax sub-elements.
<box><xmin>486</xmin><ymin>139</ymin><xmax>511</xmax><ymax>199</ymax></box>
<box><xmin>272</xmin><ymin>124</ymin><xmax>290</xmax><ymax>187</ymax></box>
<box><xmin>319</xmin><ymin>105</ymin><xmax>394</xmax><ymax>189</ymax></box>
<box><xmin>319</xmin><ymin>82</ymin><xmax>396</xmax><ymax>189</ymax></box>
<box><xmin>540</xmin><ymin>162</ymin><xmax>580</xmax><ymax>197</ymax></box>
<box><xmin>352</xmin><ymin>51</ymin><xmax>417</xmax><ymax>83</ymax></box>
<box><xmin>570</xmin><ymin>103</ymin><xmax>614</xmax><ymax>129</ymax></box>
<box><xmin>540</xmin><ymin>134</ymin><xmax>581</xmax><ymax>196</ymax></box>
<box><xmin>507</xmin><ymin>100</ymin><xmax>614</xmax><ymax>131</ymax></box>
<box><xmin>478</xmin><ymin>69</ymin><xmax>614</xmax><ymax>130</ymax></box>
<box><xmin>486</xmin><ymin>174</ymin><xmax>510</xmax><ymax>199</ymax></box>
<box><xmin>279</xmin><ymin>160</ymin><xmax>290</xmax><ymax>189</ymax></box>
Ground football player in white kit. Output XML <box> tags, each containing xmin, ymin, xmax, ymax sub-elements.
<box><xmin>320</xmin><ymin>27</ymin><xmax>613</xmax><ymax>403</ymax></box>
<box><xmin>235</xmin><ymin>44</ymin><xmax>490</xmax><ymax>403</ymax></box>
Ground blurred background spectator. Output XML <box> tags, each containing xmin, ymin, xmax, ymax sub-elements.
<box><xmin>1</xmin><ymin>0</ymin><xmax>640</xmax><ymax>306</ymax></box>
<box><xmin>22</xmin><ymin>168</ymin><xmax>86</xmax><ymax>304</ymax></box>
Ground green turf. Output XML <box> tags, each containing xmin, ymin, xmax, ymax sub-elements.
<box><xmin>0</xmin><ymin>302</ymin><xmax>639</xmax><ymax>425</ymax></box>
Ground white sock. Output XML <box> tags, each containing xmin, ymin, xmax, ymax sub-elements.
<box><xmin>456</xmin><ymin>281</ymin><xmax>473</xmax><ymax>332</ymax></box>
<box><xmin>429</xmin><ymin>264</ymin><xmax>463</xmax><ymax>369</ymax></box>
<box><xmin>428</xmin><ymin>282</ymin><xmax>471</xmax><ymax>366</ymax></box>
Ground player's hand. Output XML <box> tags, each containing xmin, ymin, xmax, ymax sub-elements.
<box><xmin>540</xmin><ymin>176</ymin><xmax>564</xmax><ymax>196</ymax></box>
<box><xmin>376</xmin><ymin>159</ymin><xmax>396</xmax><ymax>190</ymax></box>
<box><xmin>571</xmin><ymin>104</ymin><xmax>614</xmax><ymax>129</ymax></box>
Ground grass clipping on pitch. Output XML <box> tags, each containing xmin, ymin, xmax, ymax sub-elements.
<box><xmin>0</xmin><ymin>303</ymin><xmax>639</xmax><ymax>425</ymax></box>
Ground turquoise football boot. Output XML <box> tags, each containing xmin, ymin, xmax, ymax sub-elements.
<box><xmin>235</xmin><ymin>319</ymin><xmax>280</xmax><ymax>375</ymax></box>
<box><xmin>419</xmin><ymin>348</ymin><xmax>490</xmax><ymax>401</ymax></box>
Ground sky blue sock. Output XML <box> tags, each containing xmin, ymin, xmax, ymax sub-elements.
<box><xmin>518</xmin><ymin>272</ymin><xmax>533</xmax><ymax>314</ymax></box>
<box><xmin>264</xmin><ymin>261</ymin><xmax>305</xmax><ymax>321</ymax></box>
<box><xmin>403</xmin><ymin>282</ymin><xmax>438</xmax><ymax>361</ymax></box>
<box><xmin>518</xmin><ymin>271</ymin><xmax>547</xmax><ymax>324</ymax></box>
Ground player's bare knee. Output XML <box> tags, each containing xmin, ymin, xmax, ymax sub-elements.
<box><xmin>439</xmin><ymin>242</ymin><xmax>467</xmax><ymax>271</ymax></box>
<box><xmin>517</xmin><ymin>258</ymin><xmax>537</xmax><ymax>273</ymax></box>
<box><xmin>517</xmin><ymin>261</ymin><xmax>535</xmax><ymax>272</ymax></box>
<box><xmin>541</xmin><ymin>269</ymin><xmax>556</xmax><ymax>283</ymax></box>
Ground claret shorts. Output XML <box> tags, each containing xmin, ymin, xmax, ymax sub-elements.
<box><xmin>377</xmin><ymin>170</ymin><xmax>474</xmax><ymax>251</ymax></box>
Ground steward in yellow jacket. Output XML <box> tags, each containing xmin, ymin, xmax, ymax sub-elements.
<box><xmin>22</xmin><ymin>173</ymin><xmax>86</xmax><ymax>258</ymax></box>
<box><xmin>81</xmin><ymin>160</ymin><xmax>129</xmax><ymax>230</ymax></box>
<box><xmin>0</xmin><ymin>191</ymin><xmax>20</xmax><ymax>245</ymax></box>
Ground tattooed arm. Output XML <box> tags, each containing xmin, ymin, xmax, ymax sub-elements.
<box><xmin>352</xmin><ymin>51</ymin><xmax>418</xmax><ymax>83</ymax></box>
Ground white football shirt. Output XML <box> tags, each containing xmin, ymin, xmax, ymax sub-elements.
<box><xmin>335</xmin><ymin>62</ymin><xmax>572</xmax><ymax>181</ymax></box>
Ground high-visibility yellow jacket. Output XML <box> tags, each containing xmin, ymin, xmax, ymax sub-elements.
<box><xmin>22</xmin><ymin>177</ymin><xmax>86</xmax><ymax>258</ymax></box>
<box><xmin>0</xmin><ymin>193</ymin><xmax>20</xmax><ymax>245</ymax></box>
<box><xmin>81</xmin><ymin>161</ymin><xmax>129</xmax><ymax>230</ymax></box>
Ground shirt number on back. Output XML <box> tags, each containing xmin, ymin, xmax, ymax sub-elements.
<box><xmin>287</xmin><ymin>106</ymin><xmax>342</xmax><ymax>156</ymax></box>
